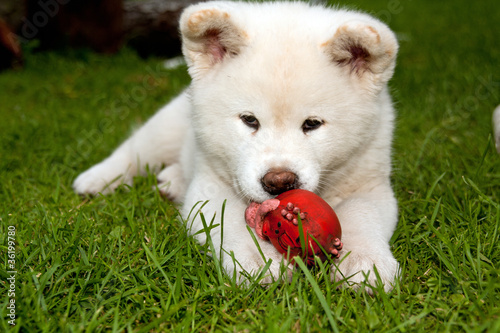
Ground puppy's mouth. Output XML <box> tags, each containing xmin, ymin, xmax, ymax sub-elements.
<box><xmin>239</xmin><ymin>169</ymin><xmax>315</xmax><ymax>205</ymax></box>
<box><xmin>246</xmin><ymin>185</ymin><xmax>305</xmax><ymax>205</ymax></box>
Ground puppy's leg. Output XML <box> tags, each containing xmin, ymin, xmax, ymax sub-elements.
<box><xmin>155</xmin><ymin>126</ymin><xmax>196</xmax><ymax>202</ymax></box>
<box><xmin>182</xmin><ymin>168</ymin><xmax>290</xmax><ymax>283</ymax></box>
<box><xmin>73</xmin><ymin>91</ymin><xmax>190</xmax><ymax>195</ymax></box>
<box><xmin>330</xmin><ymin>185</ymin><xmax>399</xmax><ymax>293</ymax></box>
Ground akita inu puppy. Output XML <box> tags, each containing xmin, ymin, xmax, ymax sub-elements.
<box><xmin>74</xmin><ymin>1</ymin><xmax>400</xmax><ymax>292</ymax></box>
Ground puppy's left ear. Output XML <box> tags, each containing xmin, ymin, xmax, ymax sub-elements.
<box><xmin>324</xmin><ymin>19</ymin><xmax>398</xmax><ymax>92</ymax></box>
<box><xmin>180</xmin><ymin>3</ymin><xmax>247</xmax><ymax>79</ymax></box>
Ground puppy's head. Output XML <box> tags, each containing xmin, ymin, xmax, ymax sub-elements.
<box><xmin>180</xmin><ymin>2</ymin><xmax>398</xmax><ymax>202</ymax></box>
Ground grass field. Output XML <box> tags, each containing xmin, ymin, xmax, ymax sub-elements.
<box><xmin>1</xmin><ymin>0</ymin><xmax>499</xmax><ymax>331</ymax></box>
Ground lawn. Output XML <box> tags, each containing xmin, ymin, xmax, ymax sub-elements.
<box><xmin>1</xmin><ymin>0</ymin><xmax>499</xmax><ymax>331</ymax></box>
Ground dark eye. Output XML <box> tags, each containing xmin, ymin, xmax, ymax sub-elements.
<box><xmin>240</xmin><ymin>114</ymin><xmax>260</xmax><ymax>130</ymax></box>
<box><xmin>302</xmin><ymin>118</ymin><xmax>324</xmax><ymax>132</ymax></box>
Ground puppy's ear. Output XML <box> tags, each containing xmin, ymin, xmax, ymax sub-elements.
<box><xmin>180</xmin><ymin>4</ymin><xmax>247</xmax><ymax>79</ymax></box>
<box><xmin>324</xmin><ymin>20</ymin><xmax>398</xmax><ymax>92</ymax></box>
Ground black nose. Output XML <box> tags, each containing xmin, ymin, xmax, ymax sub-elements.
<box><xmin>261</xmin><ymin>169</ymin><xmax>298</xmax><ymax>195</ymax></box>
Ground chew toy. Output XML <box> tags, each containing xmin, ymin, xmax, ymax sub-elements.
<box><xmin>245</xmin><ymin>189</ymin><xmax>342</xmax><ymax>266</ymax></box>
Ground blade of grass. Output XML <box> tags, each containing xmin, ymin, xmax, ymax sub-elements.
<box><xmin>294</xmin><ymin>257</ymin><xmax>339</xmax><ymax>333</ymax></box>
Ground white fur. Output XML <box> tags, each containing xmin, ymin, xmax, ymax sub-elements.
<box><xmin>74</xmin><ymin>1</ymin><xmax>400</xmax><ymax>291</ymax></box>
<box><xmin>494</xmin><ymin>105</ymin><xmax>500</xmax><ymax>153</ymax></box>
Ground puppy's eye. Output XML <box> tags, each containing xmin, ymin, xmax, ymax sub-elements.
<box><xmin>302</xmin><ymin>118</ymin><xmax>324</xmax><ymax>132</ymax></box>
<box><xmin>240</xmin><ymin>114</ymin><xmax>260</xmax><ymax>130</ymax></box>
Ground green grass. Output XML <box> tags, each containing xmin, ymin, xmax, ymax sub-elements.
<box><xmin>1</xmin><ymin>0</ymin><xmax>500</xmax><ymax>331</ymax></box>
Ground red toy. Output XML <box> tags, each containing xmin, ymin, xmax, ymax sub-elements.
<box><xmin>245</xmin><ymin>189</ymin><xmax>342</xmax><ymax>266</ymax></box>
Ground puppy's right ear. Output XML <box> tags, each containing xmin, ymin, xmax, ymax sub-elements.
<box><xmin>180</xmin><ymin>3</ymin><xmax>247</xmax><ymax>79</ymax></box>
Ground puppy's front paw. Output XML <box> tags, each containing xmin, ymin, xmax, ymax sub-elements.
<box><xmin>156</xmin><ymin>163</ymin><xmax>186</xmax><ymax>202</ymax></box>
<box><xmin>332</xmin><ymin>251</ymin><xmax>399</xmax><ymax>293</ymax></box>
<box><xmin>225</xmin><ymin>247</ymin><xmax>292</xmax><ymax>284</ymax></box>
<box><xmin>73</xmin><ymin>160</ymin><xmax>132</xmax><ymax>195</ymax></box>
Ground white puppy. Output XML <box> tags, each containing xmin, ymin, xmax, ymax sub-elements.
<box><xmin>73</xmin><ymin>1</ymin><xmax>400</xmax><ymax>291</ymax></box>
